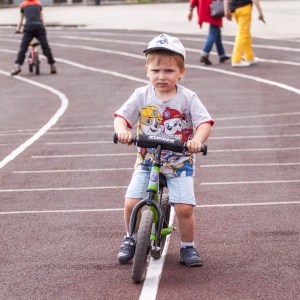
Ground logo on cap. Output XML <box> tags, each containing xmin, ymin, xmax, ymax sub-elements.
<box><xmin>156</xmin><ymin>34</ymin><xmax>169</xmax><ymax>46</ymax></box>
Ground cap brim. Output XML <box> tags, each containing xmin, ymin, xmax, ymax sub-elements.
<box><xmin>143</xmin><ymin>47</ymin><xmax>185</xmax><ymax>59</ymax></box>
<box><xmin>143</xmin><ymin>47</ymin><xmax>166</xmax><ymax>54</ymax></box>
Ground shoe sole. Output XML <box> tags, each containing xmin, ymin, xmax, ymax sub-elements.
<box><xmin>180</xmin><ymin>258</ymin><xmax>204</xmax><ymax>267</ymax></box>
<box><xmin>220</xmin><ymin>58</ymin><xmax>230</xmax><ymax>63</ymax></box>
<box><xmin>11</xmin><ymin>70</ymin><xmax>21</xmax><ymax>76</ymax></box>
<box><xmin>232</xmin><ymin>64</ymin><xmax>250</xmax><ymax>68</ymax></box>
<box><xmin>117</xmin><ymin>254</ymin><xmax>134</xmax><ymax>264</ymax></box>
<box><xmin>117</xmin><ymin>258</ymin><xmax>131</xmax><ymax>264</ymax></box>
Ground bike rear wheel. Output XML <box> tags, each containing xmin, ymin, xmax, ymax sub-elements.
<box><xmin>34</xmin><ymin>51</ymin><xmax>40</xmax><ymax>75</ymax></box>
<box><xmin>132</xmin><ymin>210</ymin><xmax>153</xmax><ymax>283</ymax></box>
<box><xmin>28</xmin><ymin>52</ymin><xmax>33</xmax><ymax>73</ymax></box>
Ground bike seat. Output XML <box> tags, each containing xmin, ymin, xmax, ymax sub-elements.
<box><xmin>29</xmin><ymin>41</ymin><xmax>40</xmax><ymax>47</ymax></box>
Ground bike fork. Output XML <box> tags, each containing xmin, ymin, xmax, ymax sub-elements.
<box><xmin>128</xmin><ymin>199</ymin><xmax>163</xmax><ymax>242</ymax></box>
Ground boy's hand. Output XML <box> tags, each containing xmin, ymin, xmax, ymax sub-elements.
<box><xmin>116</xmin><ymin>131</ymin><xmax>133</xmax><ymax>145</ymax></box>
<box><xmin>187</xmin><ymin>139</ymin><xmax>202</xmax><ymax>153</ymax></box>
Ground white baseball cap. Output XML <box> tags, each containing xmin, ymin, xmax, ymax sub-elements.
<box><xmin>143</xmin><ymin>34</ymin><xmax>186</xmax><ymax>60</ymax></box>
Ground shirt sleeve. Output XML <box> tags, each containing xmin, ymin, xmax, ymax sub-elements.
<box><xmin>114</xmin><ymin>89</ymin><xmax>141</xmax><ymax>129</ymax></box>
<box><xmin>189</xmin><ymin>93</ymin><xmax>214</xmax><ymax>129</ymax></box>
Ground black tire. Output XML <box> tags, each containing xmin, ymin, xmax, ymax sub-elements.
<box><xmin>132</xmin><ymin>210</ymin><xmax>153</xmax><ymax>283</ymax></box>
<box><xmin>151</xmin><ymin>195</ymin><xmax>170</xmax><ymax>259</ymax></box>
<box><xmin>34</xmin><ymin>51</ymin><xmax>40</xmax><ymax>75</ymax></box>
<box><xmin>28</xmin><ymin>52</ymin><xmax>33</xmax><ymax>73</ymax></box>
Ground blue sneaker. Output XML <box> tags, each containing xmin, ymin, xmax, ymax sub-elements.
<box><xmin>117</xmin><ymin>237</ymin><xmax>136</xmax><ymax>264</ymax></box>
<box><xmin>180</xmin><ymin>246</ymin><xmax>204</xmax><ymax>267</ymax></box>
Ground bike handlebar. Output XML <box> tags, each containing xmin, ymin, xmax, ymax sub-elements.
<box><xmin>113</xmin><ymin>133</ymin><xmax>207</xmax><ymax>156</ymax></box>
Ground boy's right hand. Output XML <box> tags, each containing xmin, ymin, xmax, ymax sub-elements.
<box><xmin>116</xmin><ymin>131</ymin><xmax>133</xmax><ymax>145</ymax></box>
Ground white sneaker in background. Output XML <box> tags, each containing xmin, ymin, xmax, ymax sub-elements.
<box><xmin>232</xmin><ymin>61</ymin><xmax>250</xmax><ymax>68</ymax></box>
<box><xmin>247</xmin><ymin>57</ymin><xmax>259</xmax><ymax>66</ymax></box>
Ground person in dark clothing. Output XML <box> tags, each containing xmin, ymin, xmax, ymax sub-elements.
<box><xmin>11</xmin><ymin>0</ymin><xmax>57</xmax><ymax>75</ymax></box>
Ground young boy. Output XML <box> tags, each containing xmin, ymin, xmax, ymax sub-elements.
<box><xmin>114</xmin><ymin>34</ymin><xmax>214</xmax><ymax>267</ymax></box>
<box><xmin>11</xmin><ymin>0</ymin><xmax>57</xmax><ymax>76</ymax></box>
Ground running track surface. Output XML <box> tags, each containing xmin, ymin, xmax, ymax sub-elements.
<box><xmin>0</xmin><ymin>28</ymin><xmax>299</xmax><ymax>300</ymax></box>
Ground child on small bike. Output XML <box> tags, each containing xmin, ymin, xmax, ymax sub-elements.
<box><xmin>114</xmin><ymin>34</ymin><xmax>214</xmax><ymax>267</ymax></box>
<box><xmin>11</xmin><ymin>0</ymin><xmax>56</xmax><ymax>76</ymax></box>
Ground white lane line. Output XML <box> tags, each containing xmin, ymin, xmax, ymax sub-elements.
<box><xmin>54</xmin><ymin>41</ymin><xmax>300</xmax><ymax>69</ymax></box>
<box><xmin>0</xmin><ymin>180</ymin><xmax>298</xmax><ymax>193</ymax></box>
<box><xmin>0</xmin><ymin>131</ymin><xmax>113</xmax><ymax>136</ymax></box>
<box><xmin>196</xmin><ymin>201</ymin><xmax>300</xmax><ymax>208</ymax></box>
<box><xmin>215</xmin><ymin>112</ymin><xmax>300</xmax><ymax>122</ymax></box>
<box><xmin>0</xmin><ymin>208</ymin><xmax>124</xmax><ymax>215</ymax></box>
<box><xmin>3</xmin><ymin>38</ymin><xmax>300</xmax><ymax>68</ymax></box>
<box><xmin>3</xmin><ymin>131</ymin><xmax>299</xmax><ymax>139</ymax></box>
<box><xmin>209</xmin><ymin>147</ymin><xmax>300</xmax><ymax>152</ymax></box>
<box><xmin>2</xmin><ymin>121</ymin><xmax>298</xmax><ymax>135</ymax></box>
<box><xmin>0</xmin><ymin>124</ymin><xmax>114</xmax><ymax>135</ymax></box>
<box><xmin>12</xmin><ymin>163</ymin><xmax>300</xmax><ymax>174</ymax></box>
<box><xmin>0</xmin><ymin>186</ymin><xmax>128</xmax><ymax>192</ymax></box>
<box><xmin>13</xmin><ymin>168</ymin><xmax>133</xmax><ymax>174</ymax></box>
<box><xmin>54</xmin><ymin>57</ymin><xmax>149</xmax><ymax>84</ymax></box>
<box><xmin>202</xmin><ymin>180</ymin><xmax>300</xmax><ymax>185</ymax></box>
<box><xmin>2</xmin><ymin>131</ymin><xmax>300</xmax><ymax>138</ymax></box>
<box><xmin>29</xmin><ymin>147</ymin><xmax>300</xmax><ymax>159</ymax></box>
<box><xmin>31</xmin><ymin>153</ymin><xmax>136</xmax><ymax>158</ymax></box>
<box><xmin>45</xmin><ymin>141</ymin><xmax>112</xmax><ymax>145</ymax></box>
<box><xmin>186</xmin><ymin>64</ymin><xmax>300</xmax><ymax>96</ymax></box>
<box><xmin>213</xmin><ymin>123</ymin><xmax>300</xmax><ymax>129</ymax></box>
<box><xmin>0</xmin><ymin>70</ymin><xmax>69</xmax><ymax>169</ymax></box>
<box><xmin>257</xmin><ymin>57</ymin><xmax>300</xmax><ymax>67</ymax></box>
<box><xmin>139</xmin><ymin>207</ymin><xmax>175</xmax><ymax>300</ymax></box>
<box><xmin>60</xmin><ymin>35</ymin><xmax>146</xmax><ymax>46</ymax></box>
<box><xmin>47</xmin><ymin>124</ymin><xmax>114</xmax><ymax>130</ymax></box>
<box><xmin>210</xmin><ymin>133</ymin><xmax>300</xmax><ymax>139</ymax></box>
<box><xmin>3</xmin><ymin>125</ymin><xmax>299</xmax><ymax>140</ymax></box>
<box><xmin>1</xmin><ymin>200</ymin><xmax>300</xmax><ymax>216</ymax></box>
<box><xmin>53</xmin><ymin>42</ymin><xmax>144</xmax><ymax>59</ymax></box>
<box><xmin>57</xmin><ymin>36</ymin><xmax>300</xmax><ymax>53</ymax></box>
<box><xmin>201</xmin><ymin>162</ymin><xmax>300</xmax><ymax>168</ymax></box>
<box><xmin>76</xmin><ymin>31</ymin><xmax>300</xmax><ymax>43</ymax></box>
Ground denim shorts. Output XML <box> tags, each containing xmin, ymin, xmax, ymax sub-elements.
<box><xmin>125</xmin><ymin>169</ymin><xmax>196</xmax><ymax>206</ymax></box>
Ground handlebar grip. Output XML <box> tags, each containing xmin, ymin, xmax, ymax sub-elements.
<box><xmin>113</xmin><ymin>133</ymin><xmax>118</xmax><ymax>144</ymax></box>
<box><xmin>113</xmin><ymin>133</ymin><xmax>137</xmax><ymax>145</ymax></box>
<box><xmin>201</xmin><ymin>144</ymin><xmax>207</xmax><ymax>156</ymax></box>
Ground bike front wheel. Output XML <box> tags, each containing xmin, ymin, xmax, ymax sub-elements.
<box><xmin>151</xmin><ymin>194</ymin><xmax>171</xmax><ymax>259</ymax></box>
<box><xmin>132</xmin><ymin>210</ymin><xmax>153</xmax><ymax>283</ymax></box>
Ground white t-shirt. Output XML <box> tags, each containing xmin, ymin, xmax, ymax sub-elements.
<box><xmin>114</xmin><ymin>84</ymin><xmax>214</xmax><ymax>177</ymax></box>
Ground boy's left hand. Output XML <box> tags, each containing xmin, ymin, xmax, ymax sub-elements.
<box><xmin>187</xmin><ymin>140</ymin><xmax>202</xmax><ymax>153</ymax></box>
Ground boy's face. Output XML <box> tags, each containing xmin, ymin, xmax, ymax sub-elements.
<box><xmin>146</xmin><ymin>56</ymin><xmax>186</xmax><ymax>97</ymax></box>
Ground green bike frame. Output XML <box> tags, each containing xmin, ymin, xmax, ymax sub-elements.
<box><xmin>128</xmin><ymin>144</ymin><xmax>174</xmax><ymax>247</ymax></box>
